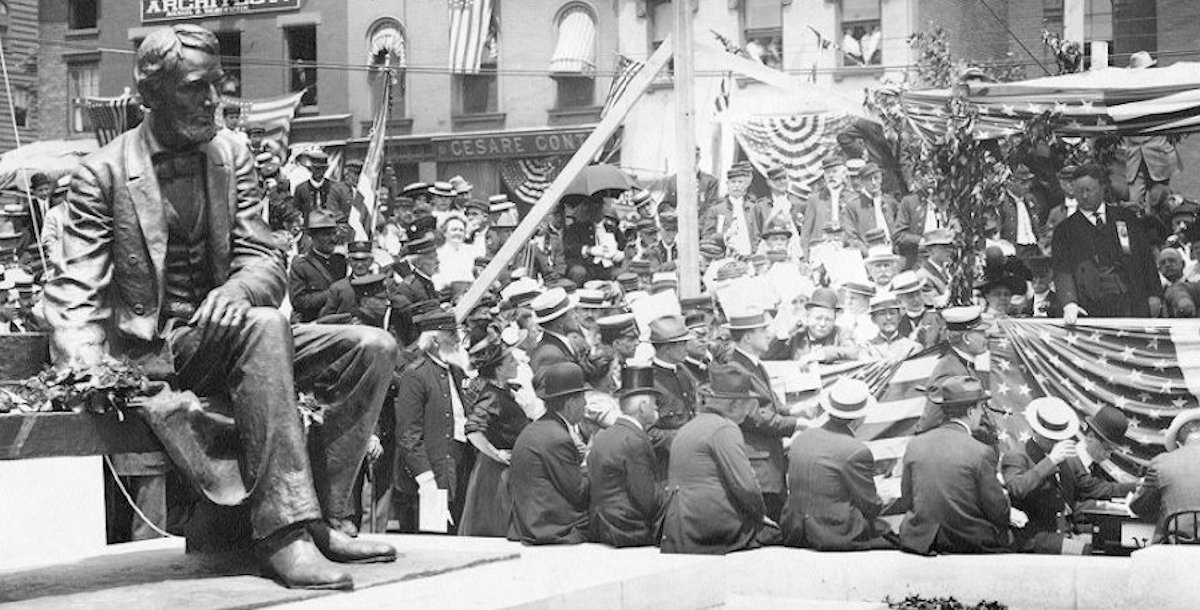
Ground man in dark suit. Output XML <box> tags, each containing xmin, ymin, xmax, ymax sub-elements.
<box><xmin>724</xmin><ymin>310</ymin><xmax>798</xmax><ymax>522</ymax></box>
<box><xmin>798</xmin><ymin>155</ymin><xmax>859</xmax><ymax>254</ymax></box>
<box><xmin>1020</xmin><ymin>256</ymin><xmax>1064</xmax><ymax>318</ymax></box>
<box><xmin>288</xmin><ymin>210</ymin><xmax>346</xmax><ymax>323</ymax></box>
<box><xmin>647</xmin><ymin>314</ymin><xmax>698</xmax><ymax>471</ymax></box>
<box><xmin>587</xmin><ymin>366</ymin><xmax>666</xmax><ymax>547</ymax></box>
<box><xmin>43</xmin><ymin>25</ymin><xmax>396</xmax><ymax>589</ymax></box>
<box><xmin>391</xmin><ymin>234</ymin><xmax>440</xmax><ymax>345</ymax></box>
<box><xmin>563</xmin><ymin>196</ymin><xmax>627</xmax><ymax>283</ymax></box>
<box><xmin>1002</xmin><ymin>398</ymin><xmax>1134</xmax><ymax>554</ymax></box>
<box><xmin>782</xmin><ymin>379</ymin><xmax>895</xmax><ymax>550</ymax></box>
<box><xmin>395</xmin><ymin>310</ymin><xmax>475</xmax><ymax>530</ymax></box>
<box><xmin>293</xmin><ymin>150</ymin><xmax>353</xmax><ymax>229</ymax></box>
<box><xmin>527</xmin><ymin>287</ymin><xmax>590</xmax><ymax>375</ymax></box>
<box><xmin>891</xmin><ymin>271</ymin><xmax>947</xmax><ymax>347</ymax></box>
<box><xmin>898</xmin><ymin>377</ymin><xmax>1011</xmax><ymax>554</ymax></box>
<box><xmin>508</xmin><ymin>362</ymin><xmax>591</xmax><ymax>545</ymax></box>
<box><xmin>841</xmin><ymin>163</ymin><xmax>898</xmax><ymax>254</ymax></box>
<box><xmin>1132</xmin><ymin>411</ymin><xmax>1200</xmax><ymax>542</ymax></box>
<box><xmin>1052</xmin><ymin>164</ymin><xmax>1162</xmax><ymax>323</ymax></box>
<box><xmin>915</xmin><ymin>306</ymin><xmax>996</xmax><ymax>440</ymax></box>
<box><xmin>1001</xmin><ymin>164</ymin><xmax>1044</xmax><ymax>260</ymax></box>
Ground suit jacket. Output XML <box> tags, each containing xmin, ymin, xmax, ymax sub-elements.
<box><xmin>776</xmin><ymin>328</ymin><xmax>858</xmax><ymax>363</ymax></box>
<box><xmin>730</xmin><ymin>349</ymin><xmax>797</xmax><ymax>495</ymax></box>
<box><xmin>898</xmin><ymin>424</ymin><xmax>1011</xmax><ymax>554</ymax></box>
<box><xmin>44</xmin><ymin>122</ymin><xmax>284</xmax><ymax>364</ymax></box>
<box><xmin>293</xmin><ymin>179</ymin><xmax>354</xmax><ymax>222</ymax></box>
<box><xmin>1002</xmin><ymin>438</ymin><xmax>1134</xmax><ymax>550</ymax></box>
<box><xmin>1131</xmin><ymin>444</ymin><xmax>1200</xmax><ymax>536</ymax></box>
<box><xmin>586</xmin><ymin>418</ymin><xmax>665</xmax><ymax>547</ymax></box>
<box><xmin>915</xmin><ymin>347</ymin><xmax>984</xmax><ymax>434</ymax></box>
<box><xmin>701</xmin><ymin>195</ymin><xmax>770</xmax><ymax>255</ymax></box>
<box><xmin>892</xmin><ymin>194</ymin><xmax>930</xmax><ymax>250</ymax></box>
<box><xmin>1018</xmin><ymin>290</ymin><xmax>1065</xmax><ymax>318</ymax></box>
<box><xmin>999</xmin><ymin>196</ymin><xmax>1043</xmax><ymax>246</ymax></box>
<box><xmin>898</xmin><ymin>309</ymin><xmax>947</xmax><ymax>349</ymax></box>
<box><xmin>563</xmin><ymin>216</ymin><xmax>627</xmax><ymax>271</ymax></box>
<box><xmin>391</xmin><ymin>271</ymin><xmax>439</xmax><ymax>344</ymax></box>
<box><xmin>528</xmin><ymin>332</ymin><xmax>580</xmax><ymax>376</ymax></box>
<box><xmin>288</xmin><ymin>251</ymin><xmax>347</xmax><ymax>323</ymax></box>
<box><xmin>797</xmin><ymin>185</ymin><xmax>861</xmax><ymax>253</ymax></box>
<box><xmin>1051</xmin><ymin>205</ymin><xmax>1159</xmax><ymax>317</ymax></box>
<box><xmin>781</xmin><ymin>420</ymin><xmax>891</xmax><ymax>550</ymax></box>
<box><xmin>395</xmin><ymin>353</ymin><xmax>471</xmax><ymax>499</ymax></box>
<box><xmin>646</xmin><ymin>360</ymin><xmax>698</xmax><ymax>471</ymax></box>
<box><xmin>841</xmin><ymin>192</ymin><xmax>898</xmax><ymax>253</ymax></box>
<box><xmin>508</xmin><ymin>412</ymin><xmax>590</xmax><ymax>545</ymax></box>
<box><xmin>660</xmin><ymin>412</ymin><xmax>765</xmax><ymax>555</ymax></box>
<box><xmin>1124</xmin><ymin>135</ymin><xmax>1180</xmax><ymax>183</ymax></box>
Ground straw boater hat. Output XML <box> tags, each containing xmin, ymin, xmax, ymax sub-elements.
<box><xmin>842</xmin><ymin>281</ymin><xmax>877</xmax><ymax>298</ymax></box>
<box><xmin>429</xmin><ymin>182</ymin><xmax>456</xmax><ymax>197</ymax></box>
<box><xmin>575</xmin><ymin>289</ymin><xmax>611</xmax><ymax>309</ymax></box>
<box><xmin>722</xmin><ymin>309</ymin><xmax>769</xmax><ymax>331</ymax></box>
<box><xmin>500</xmin><ymin>277</ymin><xmax>542</xmax><ymax>308</ymax></box>
<box><xmin>889</xmin><ymin>271</ymin><xmax>925</xmax><ymax>295</ymax></box>
<box><xmin>530</xmin><ymin>287</ymin><xmax>576</xmax><ymax>324</ymax></box>
<box><xmin>822</xmin><ymin>378</ymin><xmax>876</xmax><ymax>420</ymax></box>
<box><xmin>868</xmin><ymin>292</ymin><xmax>901</xmax><ymax>315</ymax></box>
<box><xmin>401</xmin><ymin>182</ymin><xmax>430</xmax><ymax>198</ymax></box>
<box><xmin>864</xmin><ymin>245</ymin><xmax>902</xmax><ymax>266</ymax></box>
<box><xmin>1165</xmin><ymin>409</ymin><xmax>1200</xmax><ymax>450</ymax></box>
<box><xmin>1025</xmin><ymin>397</ymin><xmax>1081</xmax><ymax>442</ymax></box>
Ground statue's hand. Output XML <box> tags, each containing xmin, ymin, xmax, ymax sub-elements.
<box><xmin>189</xmin><ymin>290</ymin><xmax>251</xmax><ymax>345</ymax></box>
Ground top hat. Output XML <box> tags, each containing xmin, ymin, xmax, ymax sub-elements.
<box><xmin>306</xmin><ymin>210</ymin><xmax>339</xmax><ymax>230</ymax></box>
<box><xmin>807</xmin><ymin>287</ymin><xmax>840</xmax><ymax>310</ymax></box>
<box><xmin>429</xmin><ymin>182</ymin><xmax>456</xmax><ymax>197</ymax></box>
<box><xmin>1166</xmin><ymin>409</ymin><xmax>1200</xmax><ymax>450</ymax></box>
<box><xmin>706</xmin><ymin>364</ymin><xmax>767</xmax><ymax>401</ymax></box>
<box><xmin>413</xmin><ymin>310</ymin><xmax>458</xmax><ymax>334</ymax></box>
<box><xmin>1087</xmin><ymin>405</ymin><xmax>1129</xmax><ymax>445</ymax></box>
<box><xmin>823</xmin><ymin>378</ymin><xmax>875</xmax><ymax>420</ymax></box>
<box><xmin>889</xmin><ymin>271</ymin><xmax>925</xmax><ymax>295</ymax></box>
<box><xmin>942</xmin><ymin>306</ymin><xmax>983</xmax><ymax>331</ymax></box>
<box><xmin>1025</xmin><ymin>397</ymin><xmax>1081</xmax><ymax>441</ymax></box>
<box><xmin>347</xmin><ymin>240</ymin><xmax>373</xmax><ymax>259</ymax></box>
<box><xmin>722</xmin><ymin>310</ymin><xmax>768</xmax><ymax>331</ymax></box>
<box><xmin>616</xmin><ymin>366</ymin><xmax>663</xmax><ymax>399</ymax></box>
<box><xmin>530</xmin><ymin>287</ymin><xmax>576</xmax><ymax>323</ymax></box>
<box><xmin>928</xmin><ymin>376</ymin><xmax>991</xmax><ymax>407</ymax></box>
<box><xmin>649</xmin><ymin>314</ymin><xmax>692</xmax><ymax>343</ymax></box>
<box><xmin>535</xmin><ymin>362</ymin><xmax>591</xmax><ymax>399</ymax></box>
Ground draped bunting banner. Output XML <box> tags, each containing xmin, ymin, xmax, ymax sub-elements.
<box><xmin>728</xmin><ymin>113</ymin><xmax>849</xmax><ymax>188</ymax></box>
<box><xmin>789</xmin><ymin>319</ymin><xmax>1200</xmax><ymax>506</ymax></box>
<box><xmin>901</xmin><ymin>61</ymin><xmax>1200</xmax><ymax>140</ymax></box>
<box><xmin>499</xmin><ymin>156</ymin><xmax>565</xmax><ymax>205</ymax></box>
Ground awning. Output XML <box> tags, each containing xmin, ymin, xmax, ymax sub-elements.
<box><xmin>0</xmin><ymin>138</ymin><xmax>99</xmax><ymax>191</ymax></box>
<box><xmin>549</xmin><ymin>8</ymin><xmax>596</xmax><ymax>75</ymax></box>
<box><xmin>369</xmin><ymin>25</ymin><xmax>407</xmax><ymax>67</ymax></box>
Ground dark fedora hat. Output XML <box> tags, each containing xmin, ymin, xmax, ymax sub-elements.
<box><xmin>535</xmin><ymin>362</ymin><xmax>591</xmax><ymax>399</ymax></box>
<box><xmin>616</xmin><ymin>366</ymin><xmax>662</xmax><ymax>399</ymax></box>
<box><xmin>928</xmin><ymin>376</ymin><xmax>990</xmax><ymax>407</ymax></box>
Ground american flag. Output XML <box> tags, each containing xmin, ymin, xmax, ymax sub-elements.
<box><xmin>728</xmin><ymin>113</ymin><xmax>849</xmax><ymax>187</ymax></box>
<box><xmin>593</xmin><ymin>55</ymin><xmax>644</xmax><ymax>163</ymax></box>
<box><xmin>85</xmin><ymin>94</ymin><xmax>144</xmax><ymax>146</ymax></box>
<box><xmin>448</xmin><ymin>0</ymin><xmax>495</xmax><ymax>74</ymax></box>
<box><xmin>500</xmin><ymin>156</ymin><xmax>564</xmax><ymax>205</ymax></box>
<box><xmin>220</xmin><ymin>91</ymin><xmax>306</xmax><ymax>147</ymax></box>
<box><xmin>349</xmin><ymin>72</ymin><xmax>394</xmax><ymax>241</ymax></box>
<box><xmin>709</xmin><ymin>31</ymin><xmax>744</xmax><ymax>116</ymax></box>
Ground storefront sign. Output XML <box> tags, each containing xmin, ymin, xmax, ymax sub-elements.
<box><xmin>433</xmin><ymin>128</ymin><xmax>593</xmax><ymax>162</ymax></box>
<box><xmin>141</xmin><ymin>0</ymin><xmax>300</xmax><ymax>23</ymax></box>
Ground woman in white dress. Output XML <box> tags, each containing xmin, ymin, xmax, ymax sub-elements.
<box><xmin>436</xmin><ymin>213</ymin><xmax>476</xmax><ymax>285</ymax></box>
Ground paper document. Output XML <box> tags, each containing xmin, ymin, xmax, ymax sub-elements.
<box><xmin>419</xmin><ymin>488</ymin><xmax>450</xmax><ymax>533</ymax></box>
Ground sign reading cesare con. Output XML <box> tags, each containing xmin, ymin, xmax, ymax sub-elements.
<box><xmin>141</xmin><ymin>0</ymin><xmax>300</xmax><ymax>23</ymax></box>
<box><xmin>433</xmin><ymin>128</ymin><xmax>593</xmax><ymax>162</ymax></box>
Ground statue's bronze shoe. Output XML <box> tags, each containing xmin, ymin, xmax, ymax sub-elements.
<box><xmin>262</xmin><ymin>533</ymin><xmax>354</xmax><ymax>590</ymax></box>
<box><xmin>308</xmin><ymin>520</ymin><xmax>398</xmax><ymax>564</ymax></box>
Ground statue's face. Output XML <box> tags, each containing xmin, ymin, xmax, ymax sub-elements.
<box><xmin>148</xmin><ymin>46</ymin><xmax>223</xmax><ymax>147</ymax></box>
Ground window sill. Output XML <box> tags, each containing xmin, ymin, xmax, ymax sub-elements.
<box><xmin>832</xmin><ymin>65</ymin><xmax>885</xmax><ymax>82</ymax></box>
<box><xmin>647</xmin><ymin>77</ymin><xmax>675</xmax><ymax>92</ymax></box>
<box><xmin>451</xmin><ymin>112</ymin><xmax>507</xmax><ymax>132</ymax></box>
<box><xmin>547</xmin><ymin>106</ymin><xmax>602</xmax><ymax>126</ymax></box>
<box><xmin>66</xmin><ymin>27</ymin><xmax>100</xmax><ymax>38</ymax></box>
<box><xmin>359</xmin><ymin>117</ymin><xmax>414</xmax><ymax>136</ymax></box>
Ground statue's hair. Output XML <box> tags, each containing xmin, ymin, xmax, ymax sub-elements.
<box><xmin>135</xmin><ymin>25</ymin><xmax>220</xmax><ymax>98</ymax></box>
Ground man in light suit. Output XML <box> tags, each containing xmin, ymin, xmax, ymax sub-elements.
<box><xmin>798</xmin><ymin>155</ymin><xmax>860</xmax><ymax>254</ymax></box>
<box><xmin>782</xmin><ymin>379</ymin><xmax>895</xmax><ymax>550</ymax></box>
<box><xmin>702</xmin><ymin>163</ymin><xmax>766</xmax><ymax>257</ymax></box>
<box><xmin>842</xmin><ymin>162</ymin><xmax>897</xmax><ymax>254</ymax></box>
<box><xmin>1132</xmin><ymin>410</ymin><xmax>1200</xmax><ymax>542</ymax></box>
<box><xmin>43</xmin><ymin>25</ymin><xmax>396</xmax><ymax>590</ymax></box>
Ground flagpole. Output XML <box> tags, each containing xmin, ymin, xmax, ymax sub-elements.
<box><xmin>0</xmin><ymin>32</ymin><xmax>47</xmax><ymax>273</ymax></box>
<box><xmin>674</xmin><ymin>0</ymin><xmax>700</xmax><ymax>299</ymax></box>
<box><xmin>368</xmin><ymin>55</ymin><xmax>394</xmax><ymax>238</ymax></box>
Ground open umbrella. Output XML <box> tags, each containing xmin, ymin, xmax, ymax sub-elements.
<box><xmin>564</xmin><ymin>163</ymin><xmax>631</xmax><ymax>196</ymax></box>
<box><xmin>0</xmin><ymin>138</ymin><xmax>100</xmax><ymax>191</ymax></box>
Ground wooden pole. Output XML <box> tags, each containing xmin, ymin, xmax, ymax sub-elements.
<box><xmin>674</xmin><ymin>1</ymin><xmax>700</xmax><ymax>299</ymax></box>
<box><xmin>454</xmin><ymin>37</ymin><xmax>677</xmax><ymax>322</ymax></box>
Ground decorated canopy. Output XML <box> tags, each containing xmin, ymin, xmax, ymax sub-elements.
<box><xmin>901</xmin><ymin>62</ymin><xmax>1200</xmax><ymax>139</ymax></box>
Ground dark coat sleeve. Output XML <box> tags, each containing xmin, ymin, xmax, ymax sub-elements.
<box><xmin>1068</xmin><ymin>458</ymin><xmax>1136</xmax><ymax>499</ymax></box>
<box><xmin>1129</xmin><ymin>457</ymin><xmax>1162</xmax><ymax>519</ymax></box>
<box><xmin>545</xmin><ymin>433</ymin><xmax>589</xmax><ymax>511</ymax></box>
<box><xmin>978</xmin><ymin>449</ymin><xmax>1012</xmax><ymax>528</ymax></box>
<box><xmin>288</xmin><ymin>258</ymin><xmax>332</xmax><ymax>318</ymax></box>
<box><xmin>1051</xmin><ymin>220</ymin><xmax>1081</xmax><ymax>306</ymax></box>
<box><xmin>395</xmin><ymin>366</ymin><xmax>432</xmax><ymax>476</ymax></box>
<box><xmin>712</xmin><ymin>424</ymin><xmax>766</xmax><ymax>520</ymax></box>
<box><xmin>625</xmin><ymin>433</ymin><xmax>665</xmax><ymax>522</ymax></box>
<box><xmin>1001</xmin><ymin>449</ymin><xmax>1058</xmax><ymax>501</ymax></box>
<box><xmin>844</xmin><ymin>444</ymin><xmax>884</xmax><ymax>521</ymax></box>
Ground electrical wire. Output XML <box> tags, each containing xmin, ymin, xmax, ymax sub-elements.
<box><xmin>976</xmin><ymin>0</ymin><xmax>1052</xmax><ymax>75</ymax></box>
<box><xmin>103</xmin><ymin>455</ymin><xmax>181</xmax><ymax>540</ymax></box>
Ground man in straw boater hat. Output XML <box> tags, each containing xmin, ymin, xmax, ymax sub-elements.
<box><xmin>863</xmin><ymin>243</ymin><xmax>903</xmax><ymax>290</ymax></box>
<box><xmin>1131</xmin><ymin>409</ymin><xmax>1200</xmax><ymax>542</ymax></box>
<box><xmin>890</xmin><ymin>270</ymin><xmax>947</xmax><ymax>348</ymax></box>
<box><xmin>508</xmin><ymin>362</ymin><xmax>592</xmax><ymax>545</ymax></box>
<box><xmin>528</xmin><ymin>287</ymin><xmax>591</xmax><ymax>376</ymax></box>
<box><xmin>782</xmin><ymin>379</ymin><xmax>896</xmax><ymax>551</ymax></box>
<box><xmin>645</xmin><ymin>313</ymin><xmax>699</xmax><ymax>472</ymax></box>
<box><xmin>44</xmin><ymin>24</ymin><xmax>398</xmax><ymax>589</ymax></box>
<box><xmin>661</xmin><ymin>364</ymin><xmax>773</xmax><ymax>555</ymax></box>
<box><xmin>1001</xmin><ymin>397</ymin><xmax>1135</xmax><ymax>554</ymax></box>
<box><xmin>898</xmin><ymin>376</ymin><xmax>1011</xmax><ymax>555</ymax></box>
<box><xmin>724</xmin><ymin>308</ymin><xmax>799</xmax><ymax>522</ymax></box>
<box><xmin>587</xmin><ymin>366</ymin><xmax>667</xmax><ymax>548</ymax></box>
<box><xmin>862</xmin><ymin>291</ymin><xmax>920</xmax><ymax>361</ymax></box>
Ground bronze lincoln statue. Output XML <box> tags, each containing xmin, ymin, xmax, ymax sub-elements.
<box><xmin>44</xmin><ymin>24</ymin><xmax>398</xmax><ymax>590</ymax></box>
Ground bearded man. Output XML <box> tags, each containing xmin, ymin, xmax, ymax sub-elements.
<box><xmin>43</xmin><ymin>25</ymin><xmax>397</xmax><ymax>590</ymax></box>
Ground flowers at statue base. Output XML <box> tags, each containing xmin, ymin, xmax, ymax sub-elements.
<box><xmin>0</xmin><ymin>358</ymin><xmax>152</xmax><ymax>415</ymax></box>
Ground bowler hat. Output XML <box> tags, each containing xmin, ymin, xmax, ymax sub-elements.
<box><xmin>413</xmin><ymin>310</ymin><xmax>458</xmax><ymax>334</ymax></box>
<box><xmin>928</xmin><ymin>376</ymin><xmax>990</xmax><ymax>407</ymax></box>
<box><xmin>649</xmin><ymin>314</ymin><xmax>692</xmax><ymax>343</ymax></box>
<box><xmin>823</xmin><ymin>378</ymin><xmax>875</xmax><ymax>420</ymax></box>
<box><xmin>530</xmin><ymin>287</ymin><xmax>576</xmax><ymax>323</ymax></box>
<box><xmin>1025</xmin><ymin>397</ymin><xmax>1081</xmax><ymax>441</ymax></box>
<box><xmin>306</xmin><ymin>210</ymin><xmax>338</xmax><ymax>230</ymax></box>
<box><xmin>706</xmin><ymin>364</ymin><xmax>767</xmax><ymax>401</ymax></box>
<box><xmin>616</xmin><ymin>366</ymin><xmax>663</xmax><ymax>399</ymax></box>
<box><xmin>1088</xmin><ymin>405</ymin><xmax>1129</xmax><ymax>445</ymax></box>
<box><xmin>535</xmin><ymin>362</ymin><xmax>591</xmax><ymax>399</ymax></box>
<box><xmin>30</xmin><ymin>173</ymin><xmax>52</xmax><ymax>190</ymax></box>
<box><xmin>1165</xmin><ymin>409</ymin><xmax>1200</xmax><ymax>450</ymax></box>
<box><xmin>807</xmin><ymin>287</ymin><xmax>840</xmax><ymax>311</ymax></box>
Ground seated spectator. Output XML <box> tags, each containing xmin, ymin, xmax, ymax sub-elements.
<box><xmin>837</xmin><ymin>281</ymin><xmax>878</xmax><ymax>345</ymax></box>
<box><xmin>781</xmin><ymin>379</ymin><xmax>896</xmax><ymax>550</ymax></box>
<box><xmin>1160</xmin><ymin>248</ymin><xmax>1200</xmax><ymax>317</ymax></box>
<box><xmin>862</xmin><ymin>292</ymin><xmax>919</xmax><ymax>360</ymax></box>
<box><xmin>508</xmin><ymin>362</ymin><xmax>591</xmax><ymax>545</ymax></box>
<box><xmin>1020</xmin><ymin>256</ymin><xmax>1063</xmax><ymax>318</ymax></box>
<box><xmin>660</xmin><ymin>365</ymin><xmax>770</xmax><ymax>555</ymax></box>
<box><xmin>587</xmin><ymin>367</ymin><xmax>666</xmax><ymax>548</ymax></box>
<box><xmin>891</xmin><ymin>271</ymin><xmax>946</xmax><ymax>348</ymax></box>
<box><xmin>1131</xmin><ymin>411</ymin><xmax>1200</xmax><ymax>542</ymax></box>
<box><xmin>977</xmin><ymin>271</ymin><xmax>1025</xmax><ymax>323</ymax></box>
<box><xmin>773</xmin><ymin>287</ymin><xmax>857</xmax><ymax>363</ymax></box>
<box><xmin>899</xmin><ymin>376</ymin><xmax>1011</xmax><ymax>555</ymax></box>
<box><xmin>1001</xmin><ymin>398</ymin><xmax>1133</xmax><ymax>554</ymax></box>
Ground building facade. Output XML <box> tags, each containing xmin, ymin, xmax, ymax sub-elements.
<box><xmin>0</xmin><ymin>0</ymin><xmax>40</xmax><ymax>153</ymax></box>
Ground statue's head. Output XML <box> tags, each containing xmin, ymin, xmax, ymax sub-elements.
<box><xmin>135</xmin><ymin>25</ymin><xmax>223</xmax><ymax>148</ymax></box>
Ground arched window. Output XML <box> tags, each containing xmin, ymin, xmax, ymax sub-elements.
<box><xmin>551</xmin><ymin>3</ymin><xmax>597</xmax><ymax>109</ymax></box>
<box><xmin>367</xmin><ymin>19</ymin><xmax>407</xmax><ymax>117</ymax></box>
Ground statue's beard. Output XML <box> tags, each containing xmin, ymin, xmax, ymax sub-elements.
<box><xmin>154</xmin><ymin>108</ymin><xmax>219</xmax><ymax>148</ymax></box>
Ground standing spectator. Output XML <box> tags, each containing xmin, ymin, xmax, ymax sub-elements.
<box><xmin>1052</xmin><ymin>164</ymin><xmax>1161</xmax><ymax>322</ymax></box>
<box><xmin>782</xmin><ymin>379</ymin><xmax>895</xmax><ymax>550</ymax></box>
<box><xmin>1124</xmin><ymin>52</ymin><xmax>1181</xmax><ymax>211</ymax></box>
<box><xmin>898</xmin><ymin>376</ymin><xmax>1011</xmax><ymax>555</ymax></box>
<box><xmin>842</xmin><ymin>163</ymin><xmax>896</xmax><ymax>253</ymax></box>
<box><xmin>1040</xmin><ymin>165</ymin><xmax>1080</xmax><ymax>254</ymax></box>
<box><xmin>288</xmin><ymin>211</ymin><xmax>346</xmax><ymax>323</ymax></box>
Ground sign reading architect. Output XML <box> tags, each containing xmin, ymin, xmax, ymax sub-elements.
<box><xmin>141</xmin><ymin>0</ymin><xmax>300</xmax><ymax>23</ymax></box>
<box><xmin>433</xmin><ymin>128</ymin><xmax>594</xmax><ymax>162</ymax></box>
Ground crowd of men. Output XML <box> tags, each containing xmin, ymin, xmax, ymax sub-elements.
<box><xmin>4</xmin><ymin>23</ymin><xmax>1200</xmax><ymax>592</ymax></box>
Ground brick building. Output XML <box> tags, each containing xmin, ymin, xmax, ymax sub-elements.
<box><xmin>0</xmin><ymin>0</ymin><xmax>40</xmax><ymax>153</ymax></box>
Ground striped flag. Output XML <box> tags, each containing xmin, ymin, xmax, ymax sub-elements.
<box><xmin>714</xmin><ymin>72</ymin><xmax>733</xmax><ymax>116</ymax></box>
<box><xmin>86</xmin><ymin>95</ymin><xmax>144</xmax><ymax>146</ymax></box>
<box><xmin>593</xmin><ymin>55</ymin><xmax>645</xmax><ymax>163</ymax></box>
<box><xmin>220</xmin><ymin>91</ymin><xmax>305</xmax><ymax>147</ymax></box>
<box><xmin>448</xmin><ymin>0</ymin><xmax>494</xmax><ymax>74</ymax></box>
<box><xmin>349</xmin><ymin>74</ymin><xmax>393</xmax><ymax>241</ymax></box>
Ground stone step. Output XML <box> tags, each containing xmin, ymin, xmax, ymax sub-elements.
<box><xmin>723</xmin><ymin>595</ymin><xmax>888</xmax><ymax>610</ymax></box>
